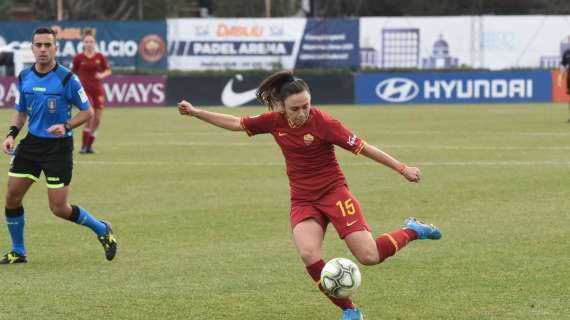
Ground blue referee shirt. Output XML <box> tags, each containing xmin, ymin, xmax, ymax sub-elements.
<box><xmin>16</xmin><ymin>63</ymin><xmax>91</xmax><ymax>138</ymax></box>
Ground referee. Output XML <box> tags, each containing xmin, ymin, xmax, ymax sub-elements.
<box><xmin>558</xmin><ymin>46</ymin><xmax>570</xmax><ymax>122</ymax></box>
<box><xmin>1</xmin><ymin>27</ymin><xmax>117</xmax><ymax>264</ymax></box>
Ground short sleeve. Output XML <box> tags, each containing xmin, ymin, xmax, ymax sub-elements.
<box><xmin>15</xmin><ymin>74</ymin><xmax>26</xmax><ymax>112</ymax></box>
<box><xmin>67</xmin><ymin>74</ymin><xmax>91</xmax><ymax>110</ymax></box>
<box><xmin>320</xmin><ymin>111</ymin><xmax>364</xmax><ymax>155</ymax></box>
<box><xmin>240</xmin><ymin>112</ymin><xmax>277</xmax><ymax>136</ymax></box>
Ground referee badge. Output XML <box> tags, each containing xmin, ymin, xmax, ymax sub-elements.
<box><xmin>47</xmin><ymin>98</ymin><xmax>57</xmax><ymax>113</ymax></box>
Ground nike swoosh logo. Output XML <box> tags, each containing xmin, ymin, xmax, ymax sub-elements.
<box><xmin>278</xmin><ymin>132</ymin><xmax>288</xmax><ymax>136</ymax></box>
<box><xmin>221</xmin><ymin>74</ymin><xmax>257</xmax><ymax>107</ymax></box>
<box><xmin>346</xmin><ymin>220</ymin><xmax>358</xmax><ymax>227</ymax></box>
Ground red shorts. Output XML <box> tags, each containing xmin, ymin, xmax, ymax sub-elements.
<box><xmin>290</xmin><ymin>185</ymin><xmax>370</xmax><ymax>239</ymax></box>
<box><xmin>86</xmin><ymin>90</ymin><xmax>105</xmax><ymax>110</ymax></box>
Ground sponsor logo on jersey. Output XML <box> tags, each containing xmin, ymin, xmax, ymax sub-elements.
<box><xmin>78</xmin><ymin>88</ymin><xmax>88</xmax><ymax>104</ymax></box>
<box><xmin>303</xmin><ymin>133</ymin><xmax>314</xmax><ymax>146</ymax></box>
<box><xmin>347</xmin><ymin>134</ymin><xmax>358</xmax><ymax>146</ymax></box>
<box><xmin>32</xmin><ymin>87</ymin><xmax>47</xmax><ymax>92</ymax></box>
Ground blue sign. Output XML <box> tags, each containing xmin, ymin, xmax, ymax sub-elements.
<box><xmin>296</xmin><ymin>18</ymin><xmax>359</xmax><ymax>69</ymax></box>
<box><xmin>355</xmin><ymin>71</ymin><xmax>552</xmax><ymax>104</ymax></box>
<box><xmin>0</xmin><ymin>21</ymin><xmax>167</xmax><ymax>70</ymax></box>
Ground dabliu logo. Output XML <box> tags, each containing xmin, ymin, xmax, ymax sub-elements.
<box><xmin>375</xmin><ymin>77</ymin><xmax>419</xmax><ymax>103</ymax></box>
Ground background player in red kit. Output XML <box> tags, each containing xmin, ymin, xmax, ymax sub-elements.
<box><xmin>177</xmin><ymin>70</ymin><xmax>441</xmax><ymax>320</ymax></box>
<box><xmin>71</xmin><ymin>30</ymin><xmax>111</xmax><ymax>153</ymax></box>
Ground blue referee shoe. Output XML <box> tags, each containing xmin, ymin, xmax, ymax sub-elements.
<box><xmin>340</xmin><ymin>308</ymin><xmax>364</xmax><ymax>320</ymax></box>
<box><xmin>404</xmin><ymin>217</ymin><xmax>442</xmax><ymax>240</ymax></box>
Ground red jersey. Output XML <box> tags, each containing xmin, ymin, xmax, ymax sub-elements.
<box><xmin>71</xmin><ymin>52</ymin><xmax>109</xmax><ymax>94</ymax></box>
<box><xmin>241</xmin><ymin>107</ymin><xmax>365</xmax><ymax>203</ymax></box>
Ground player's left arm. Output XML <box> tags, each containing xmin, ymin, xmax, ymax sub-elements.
<box><xmin>321</xmin><ymin>112</ymin><xmax>420</xmax><ymax>183</ymax></box>
<box><xmin>96</xmin><ymin>55</ymin><xmax>111</xmax><ymax>80</ymax></box>
<box><xmin>96</xmin><ymin>69</ymin><xmax>111</xmax><ymax>80</ymax></box>
<box><xmin>47</xmin><ymin>75</ymin><xmax>94</xmax><ymax>136</ymax></box>
<box><xmin>360</xmin><ymin>143</ymin><xmax>421</xmax><ymax>183</ymax></box>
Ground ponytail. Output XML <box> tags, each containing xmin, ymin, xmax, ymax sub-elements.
<box><xmin>256</xmin><ymin>70</ymin><xmax>310</xmax><ymax>111</ymax></box>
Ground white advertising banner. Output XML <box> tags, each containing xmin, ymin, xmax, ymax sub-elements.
<box><xmin>361</xmin><ymin>15</ymin><xmax>570</xmax><ymax>70</ymax></box>
<box><xmin>481</xmin><ymin>15</ymin><xmax>570</xmax><ymax>69</ymax></box>
<box><xmin>168</xmin><ymin>18</ymin><xmax>306</xmax><ymax>70</ymax></box>
<box><xmin>359</xmin><ymin>17</ymin><xmax>472</xmax><ymax>69</ymax></box>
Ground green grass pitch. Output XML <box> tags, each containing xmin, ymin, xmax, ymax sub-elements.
<box><xmin>0</xmin><ymin>103</ymin><xmax>569</xmax><ymax>319</ymax></box>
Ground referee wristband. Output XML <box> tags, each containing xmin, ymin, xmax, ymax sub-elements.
<box><xmin>6</xmin><ymin>126</ymin><xmax>19</xmax><ymax>139</ymax></box>
<box><xmin>64</xmin><ymin>122</ymin><xmax>72</xmax><ymax>133</ymax></box>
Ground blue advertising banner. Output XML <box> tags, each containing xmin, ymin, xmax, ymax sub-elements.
<box><xmin>355</xmin><ymin>71</ymin><xmax>552</xmax><ymax>104</ymax></box>
<box><xmin>0</xmin><ymin>21</ymin><xmax>166</xmax><ymax>70</ymax></box>
<box><xmin>295</xmin><ymin>18</ymin><xmax>359</xmax><ymax>69</ymax></box>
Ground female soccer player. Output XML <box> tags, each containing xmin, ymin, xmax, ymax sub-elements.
<box><xmin>71</xmin><ymin>30</ymin><xmax>111</xmax><ymax>153</ymax></box>
<box><xmin>177</xmin><ymin>70</ymin><xmax>441</xmax><ymax>320</ymax></box>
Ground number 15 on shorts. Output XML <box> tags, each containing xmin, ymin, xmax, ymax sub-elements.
<box><xmin>336</xmin><ymin>198</ymin><xmax>355</xmax><ymax>217</ymax></box>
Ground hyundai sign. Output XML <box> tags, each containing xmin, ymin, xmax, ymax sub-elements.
<box><xmin>356</xmin><ymin>71</ymin><xmax>552</xmax><ymax>104</ymax></box>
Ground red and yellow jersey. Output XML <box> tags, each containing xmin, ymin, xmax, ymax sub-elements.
<box><xmin>241</xmin><ymin>107</ymin><xmax>365</xmax><ymax>202</ymax></box>
<box><xmin>71</xmin><ymin>52</ymin><xmax>109</xmax><ymax>94</ymax></box>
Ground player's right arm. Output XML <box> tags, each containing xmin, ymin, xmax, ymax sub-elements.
<box><xmin>178</xmin><ymin>100</ymin><xmax>242</xmax><ymax>131</ymax></box>
<box><xmin>3</xmin><ymin>112</ymin><xmax>27</xmax><ymax>154</ymax></box>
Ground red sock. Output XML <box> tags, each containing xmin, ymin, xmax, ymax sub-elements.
<box><xmin>81</xmin><ymin>130</ymin><xmax>89</xmax><ymax>147</ymax></box>
<box><xmin>375</xmin><ymin>228</ymin><xmax>418</xmax><ymax>263</ymax></box>
<box><xmin>87</xmin><ymin>134</ymin><xmax>96</xmax><ymax>148</ymax></box>
<box><xmin>306</xmin><ymin>260</ymin><xmax>355</xmax><ymax>310</ymax></box>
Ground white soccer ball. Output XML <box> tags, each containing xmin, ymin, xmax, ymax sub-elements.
<box><xmin>320</xmin><ymin>257</ymin><xmax>362</xmax><ymax>298</ymax></box>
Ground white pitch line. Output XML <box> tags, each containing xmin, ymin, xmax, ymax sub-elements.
<box><xmin>75</xmin><ymin>160</ymin><xmax>570</xmax><ymax>167</ymax></box>
<box><xmin>114</xmin><ymin>130</ymin><xmax>570</xmax><ymax>138</ymax></box>
<box><xmin>98</xmin><ymin>142</ymin><xmax>570</xmax><ymax>151</ymax></box>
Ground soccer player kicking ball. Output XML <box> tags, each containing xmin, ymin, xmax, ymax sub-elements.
<box><xmin>1</xmin><ymin>27</ymin><xmax>117</xmax><ymax>265</ymax></box>
<box><xmin>178</xmin><ymin>70</ymin><xmax>441</xmax><ymax>320</ymax></box>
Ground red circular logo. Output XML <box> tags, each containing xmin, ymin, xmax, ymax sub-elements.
<box><xmin>139</xmin><ymin>34</ymin><xmax>165</xmax><ymax>63</ymax></box>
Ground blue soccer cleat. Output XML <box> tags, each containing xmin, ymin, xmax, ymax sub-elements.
<box><xmin>404</xmin><ymin>217</ymin><xmax>442</xmax><ymax>240</ymax></box>
<box><xmin>340</xmin><ymin>308</ymin><xmax>364</xmax><ymax>320</ymax></box>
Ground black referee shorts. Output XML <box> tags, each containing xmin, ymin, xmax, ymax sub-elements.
<box><xmin>8</xmin><ymin>134</ymin><xmax>73</xmax><ymax>188</ymax></box>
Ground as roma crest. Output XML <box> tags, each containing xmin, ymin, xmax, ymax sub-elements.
<box><xmin>303</xmin><ymin>133</ymin><xmax>314</xmax><ymax>146</ymax></box>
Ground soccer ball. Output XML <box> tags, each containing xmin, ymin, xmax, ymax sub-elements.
<box><xmin>320</xmin><ymin>257</ymin><xmax>361</xmax><ymax>298</ymax></box>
